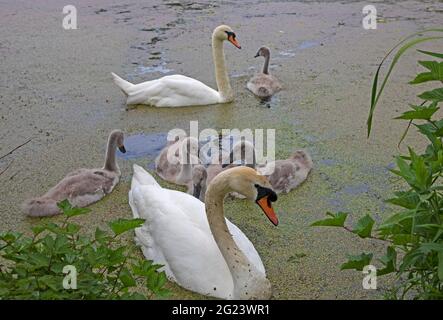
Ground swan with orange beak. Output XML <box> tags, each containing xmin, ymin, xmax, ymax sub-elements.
<box><xmin>112</xmin><ymin>25</ymin><xmax>242</xmax><ymax>107</ymax></box>
<box><xmin>130</xmin><ymin>165</ymin><xmax>279</xmax><ymax>299</ymax></box>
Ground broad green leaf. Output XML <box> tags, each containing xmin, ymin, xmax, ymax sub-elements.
<box><xmin>341</xmin><ymin>253</ymin><xmax>373</xmax><ymax>271</ymax></box>
<box><xmin>119</xmin><ymin>267</ymin><xmax>136</xmax><ymax>288</ymax></box>
<box><xmin>310</xmin><ymin>212</ymin><xmax>348</xmax><ymax>227</ymax></box>
<box><xmin>39</xmin><ymin>275</ymin><xmax>61</xmax><ymax>291</ymax></box>
<box><xmin>94</xmin><ymin>227</ymin><xmax>110</xmax><ymax>244</ymax></box>
<box><xmin>120</xmin><ymin>292</ymin><xmax>146</xmax><ymax>300</ymax></box>
<box><xmin>394</xmin><ymin>104</ymin><xmax>439</xmax><ymax>120</ymax></box>
<box><xmin>58</xmin><ymin>199</ymin><xmax>91</xmax><ymax>217</ymax></box>
<box><xmin>417</xmin><ymin>242</ymin><xmax>443</xmax><ymax>253</ymax></box>
<box><xmin>385</xmin><ymin>191</ymin><xmax>419</xmax><ymax>209</ymax></box>
<box><xmin>57</xmin><ymin>199</ymin><xmax>72</xmax><ymax>212</ymax></box>
<box><xmin>65</xmin><ymin>223</ymin><xmax>81</xmax><ymax>235</ymax></box>
<box><xmin>64</xmin><ymin>207</ymin><xmax>91</xmax><ymax>218</ymax></box>
<box><xmin>132</xmin><ymin>260</ymin><xmax>154</xmax><ymax>277</ymax></box>
<box><xmin>378</xmin><ymin>210</ymin><xmax>415</xmax><ymax>235</ymax></box>
<box><xmin>107</xmin><ymin>247</ymin><xmax>126</xmax><ymax>265</ymax></box>
<box><xmin>378</xmin><ymin>246</ymin><xmax>397</xmax><ymax>276</ymax></box>
<box><xmin>108</xmin><ymin>218</ymin><xmax>145</xmax><ymax>236</ymax></box>
<box><xmin>409</xmin><ymin>61</ymin><xmax>443</xmax><ymax>84</ymax></box>
<box><xmin>399</xmin><ymin>249</ymin><xmax>424</xmax><ymax>272</ymax></box>
<box><xmin>146</xmin><ymin>271</ymin><xmax>168</xmax><ymax>293</ymax></box>
<box><xmin>54</xmin><ymin>235</ymin><xmax>71</xmax><ymax>254</ymax></box>
<box><xmin>31</xmin><ymin>225</ymin><xmax>46</xmax><ymax>237</ymax></box>
<box><xmin>28</xmin><ymin>252</ymin><xmax>50</xmax><ymax>268</ymax></box>
<box><xmin>410</xmin><ymin>152</ymin><xmax>430</xmax><ymax>190</ymax></box>
<box><xmin>409</xmin><ymin>72</ymin><xmax>437</xmax><ymax>84</ymax></box>
<box><xmin>352</xmin><ymin>215</ymin><xmax>375</xmax><ymax>238</ymax></box>
<box><xmin>0</xmin><ymin>232</ymin><xmax>21</xmax><ymax>243</ymax></box>
<box><xmin>393</xmin><ymin>156</ymin><xmax>414</xmax><ymax>184</ymax></box>
<box><xmin>418</xmin><ymin>88</ymin><xmax>443</xmax><ymax>102</ymax></box>
<box><xmin>392</xmin><ymin>234</ymin><xmax>419</xmax><ymax>245</ymax></box>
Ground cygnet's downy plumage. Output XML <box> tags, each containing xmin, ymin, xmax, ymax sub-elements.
<box><xmin>23</xmin><ymin>130</ymin><xmax>126</xmax><ymax>217</ymax></box>
<box><xmin>247</xmin><ymin>47</ymin><xmax>282</xmax><ymax>98</ymax></box>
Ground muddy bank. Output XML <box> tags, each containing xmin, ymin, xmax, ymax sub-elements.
<box><xmin>1</xmin><ymin>0</ymin><xmax>442</xmax><ymax>299</ymax></box>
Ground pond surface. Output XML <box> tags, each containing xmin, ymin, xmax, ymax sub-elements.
<box><xmin>0</xmin><ymin>0</ymin><xmax>442</xmax><ymax>299</ymax></box>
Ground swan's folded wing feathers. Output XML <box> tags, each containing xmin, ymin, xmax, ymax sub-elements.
<box><xmin>226</xmin><ymin>221</ymin><xmax>266</xmax><ymax>275</ymax></box>
<box><xmin>126</xmin><ymin>75</ymin><xmax>220</xmax><ymax>107</ymax></box>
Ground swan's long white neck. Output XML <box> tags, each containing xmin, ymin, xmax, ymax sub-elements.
<box><xmin>104</xmin><ymin>134</ymin><xmax>119</xmax><ymax>173</ymax></box>
<box><xmin>205</xmin><ymin>175</ymin><xmax>270</xmax><ymax>299</ymax></box>
<box><xmin>212</xmin><ymin>36</ymin><xmax>233</xmax><ymax>103</ymax></box>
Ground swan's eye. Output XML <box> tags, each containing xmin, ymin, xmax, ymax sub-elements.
<box><xmin>255</xmin><ymin>184</ymin><xmax>277</xmax><ymax>202</ymax></box>
<box><xmin>225</xmin><ymin>31</ymin><xmax>235</xmax><ymax>39</ymax></box>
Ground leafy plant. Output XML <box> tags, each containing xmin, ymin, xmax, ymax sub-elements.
<box><xmin>313</xmin><ymin>32</ymin><xmax>443</xmax><ymax>299</ymax></box>
<box><xmin>0</xmin><ymin>200</ymin><xmax>169</xmax><ymax>299</ymax></box>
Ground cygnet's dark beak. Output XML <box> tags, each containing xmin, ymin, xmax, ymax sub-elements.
<box><xmin>193</xmin><ymin>184</ymin><xmax>201</xmax><ymax>199</ymax></box>
<box><xmin>119</xmin><ymin>145</ymin><xmax>126</xmax><ymax>153</ymax></box>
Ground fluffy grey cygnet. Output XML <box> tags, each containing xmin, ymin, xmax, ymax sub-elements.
<box><xmin>22</xmin><ymin>130</ymin><xmax>126</xmax><ymax>217</ymax></box>
<box><xmin>247</xmin><ymin>46</ymin><xmax>282</xmax><ymax>98</ymax></box>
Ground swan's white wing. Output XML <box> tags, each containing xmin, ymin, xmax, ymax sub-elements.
<box><xmin>226</xmin><ymin>221</ymin><xmax>266</xmax><ymax>275</ymax></box>
<box><xmin>130</xmin><ymin>184</ymin><xmax>234</xmax><ymax>299</ymax></box>
<box><xmin>126</xmin><ymin>75</ymin><xmax>221</xmax><ymax>107</ymax></box>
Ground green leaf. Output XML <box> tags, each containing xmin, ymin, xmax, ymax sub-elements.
<box><xmin>0</xmin><ymin>232</ymin><xmax>21</xmax><ymax>243</ymax></box>
<box><xmin>146</xmin><ymin>271</ymin><xmax>168</xmax><ymax>293</ymax></box>
<box><xmin>120</xmin><ymin>292</ymin><xmax>146</xmax><ymax>300</ymax></box>
<box><xmin>385</xmin><ymin>191</ymin><xmax>420</xmax><ymax>209</ymax></box>
<box><xmin>65</xmin><ymin>223</ymin><xmax>81</xmax><ymax>235</ymax></box>
<box><xmin>367</xmin><ymin>32</ymin><xmax>443</xmax><ymax>137</ymax></box>
<box><xmin>394</xmin><ymin>104</ymin><xmax>439</xmax><ymax>120</ymax></box>
<box><xmin>409</xmin><ymin>72</ymin><xmax>437</xmax><ymax>84</ymax></box>
<box><xmin>392</xmin><ymin>156</ymin><xmax>414</xmax><ymax>184</ymax></box>
<box><xmin>392</xmin><ymin>234</ymin><xmax>419</xmax><ymax>245</ymax></box>
<box><xmin>28</xmin><ymin>252</ymin><xmax>50</xmax><ymax>268</ymax></box>
<box><xmin>31</xmin><ymin>225</ymin><xmax>46</xmax><ymax>237</ymax></box>
<box><xmin>119</xmin><ymin>267</ymin><xmax>136</xmax><ymax>288</ymax></box>
<box><xmin>417</xmin><ymin>49</ymin><xmax>443</xmax><ymax>59</ymax></box>
<box><xmin>57</xmin><ymin>199</ymin><xmax>91</xmax><ymax>218</ymax></box>
<box><xmin>378</xmin><ymin>246</ymin><xmax>397</xmax><ymax>276</ymax></box>
<box><xmin>417</xmin><ymin>242</ymin><xmax>443</xmax><ymax>253</ymax></box>
<box><xmin>65</xmin><ymin>207</ymin><xmax>91</xmax><ymax>219</ymax></box>
<box><xmin>57</xmin><ymin>199</ymin><xmax>72</xmax><ymax>212</ymax></box>
<box><xmin>409</xmin><ymin>61</ymin><xmax>443</xmax><ymax>84</ymax></box>
<box><xmin>108</xmin><ymin>218</ymin><xmax>145</xmax><ymax>236</ymax></box>
<box><xmin>352</xmin><ymin>215</ymin><xmax>375</xmax><ymax>238</ymax></box>
<box><xmin>341</xmin><ymin>253</ymin><xmax>373</xmax><ymax>271</ymax></box>
<box><xmin>94</xmin><ymin>227</ymin><xmax>110</xmax><ymax>244</ymax></box>
<box><xmin>419</xmin><ymin>88</ymin><xmax>443</xmax><ymax>102</ymax></box>
<box><xmin>310</xmin><ymin>212</ymin><xmax>348</xmax><ymax>227</ymax></box>
<box><xmin>410</xmin><ymin>151</ymin><xmax>430</xmax><ymax>190</ymax></box>
<box><xmin>39</xmin><ymin>275</ymin><xmax>61</xmax><ymax>291</ymax></box>
<box><xmin>107</xmin><ymin>247</ymin><xmax>126</xmax><ymax>265</ymax></box>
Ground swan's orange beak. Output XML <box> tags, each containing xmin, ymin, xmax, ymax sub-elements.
<box><xmin>228</xmin><ymin>35</ymin><xmax>241</xmax><ymax>49</ymax></box>
<box><xmin>256</xmin><ymin>196</ymin><xmax>278</xmax><ymax>226</ymax></box>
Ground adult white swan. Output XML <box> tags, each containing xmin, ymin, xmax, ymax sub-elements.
<box><xmin>128</xmin><ymin>164</ymin><xmax>278</xmax><ymax>299</ymax></box>
<box><xmin>112</xmin><ymin>25</ymin><xmax>241</xmax><ymax>107</ymax></box>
